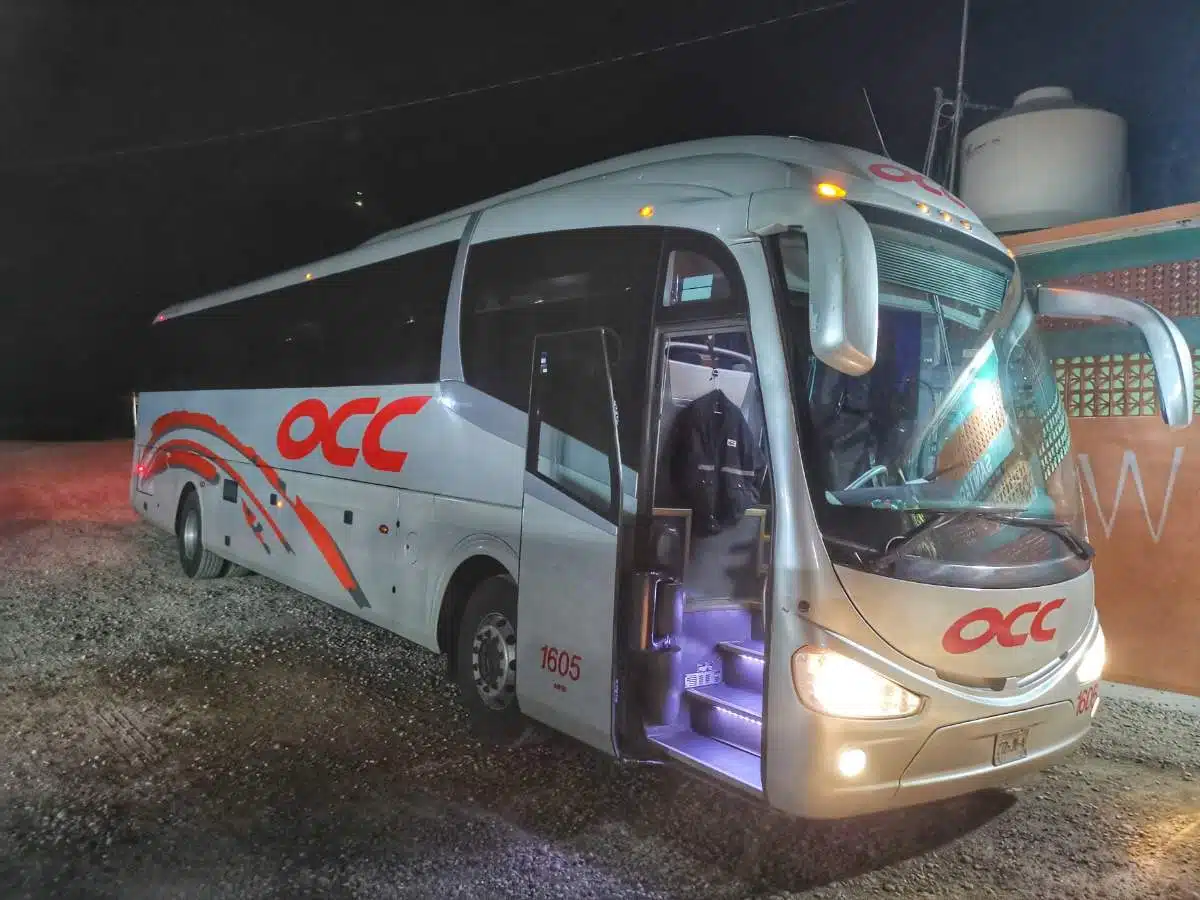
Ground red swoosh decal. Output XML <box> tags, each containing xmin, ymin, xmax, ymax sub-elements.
<box><xmin>241</xmin><ymin>500</ymin><xmax>271</xmax><ymax>555</ymax></box>
<box><xmin>144</xmin><ymin>447</ymin><xmax>220</xmax><ymax>484</ymax></box>
<box><xmin>148</xmin><ymin>438</ymin><xmax>292</xmax><ymax>553</ymax></box>
<box><xmin>292</xmin><ymin>497</ymin><xmax>368</xmax><ymax>608</ymax></box>
<box><xmin>143</xmin><ymin>411</ymin><xmax>288</xmax><ymax>498</ymax></box>
<box><xmin>141</xmin><ymin>411</ymin><xmax>368</xmax><ymax>607</ymax></box>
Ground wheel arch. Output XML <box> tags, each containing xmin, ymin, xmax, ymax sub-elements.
<box><xmin>434</xmin><ymin>536</ymin><xmax>518</xmax><ymax>669</ymax></box>
<box><xmin>174</xmin><ymin>479</ymin><xmax>202</xmax><ymax>534</ymax></box>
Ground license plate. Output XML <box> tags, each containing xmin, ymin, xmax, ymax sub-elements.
<box><xmin>993</xmin><ymin>728</ymin><xmax>1030</xmax><ymax>766</ymax></box>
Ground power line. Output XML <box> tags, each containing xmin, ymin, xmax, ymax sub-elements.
<box><xmin>2</xmin><ymin>0</ymin><xmax>858</xmax><ymax>173</ymax></box>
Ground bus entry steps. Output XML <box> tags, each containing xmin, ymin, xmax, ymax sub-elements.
<box><xmin>686</xmin><ymin>682</ymin><xmax>762</xmax><ymax>720</ymax></box>
<box><xmin>648</xmin><ymin>730</ymin><xmax>763</xmax><ymax>793</ymax></box>
<box><xmin>685</xmin><ymin>681</ymin><xmax>763</xmax><ymax>755</ymax></box>
<box><xmin>647</xmin><ymin>623</ymin><xmax>765</xmax><ymax>792</ymax></box>
<box><xmin>716</xmin><ymin>638</ymin><xmax>764</xmax><ymax>660</ymax></box>
<box><xmin>716</xmin><ymin>639</ymin><xmax>765</xmax><ymax>692</ymax></box>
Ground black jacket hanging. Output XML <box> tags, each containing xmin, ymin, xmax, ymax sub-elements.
<box><xmin>671</xmin><ymin>388</ymin><xmax>765</xmax><ymax>535</ymax></box>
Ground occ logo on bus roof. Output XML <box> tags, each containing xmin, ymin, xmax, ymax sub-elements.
<box><xmin>867</xmin><ymin>162</ymin><xmax>968</xmax><ymax>209</ymax></box>
<box><xmin>277</xmin><ymin>395</ymin><xmax>430</xmax><ymax>472</ymax></box>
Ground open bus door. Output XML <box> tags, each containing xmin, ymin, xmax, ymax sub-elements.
<box><xmin>515</xmin><ymin>327</ymin><xmax>624</xmax><ymax>754</ymax></box>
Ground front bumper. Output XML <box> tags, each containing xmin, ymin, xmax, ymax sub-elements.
<box><xmin>895</xmin><ymin>697</ymin><xmax>1093</xmax><ymax>808</ymax></box>
<box><xmin>770</xmin><ymin>685</ymin><xmax>1100</xmax><ymax>820</ymax></box>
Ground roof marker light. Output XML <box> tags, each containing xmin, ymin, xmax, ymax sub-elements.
<box><xmin>916</xmin><ymin>202</ymin><xmax>931</xmax><ymax>215</ymax></box>
<box><xmin>305</xmin><ymin>272</ymin><xmax>315</xmax><ymax>280</ymax></box>
<box><xmin>940</xmin><ymin>211</ymin><xmax>954</xmax><ymax>223</ymax></box>
<box><xmin>639</xmin><ymin>205</ymin><xmax>655</xmax><ymax>219</ymax></box>
<box><xmin>815</xmin><ymin>182</ymin><xmax>846</xmax><ymax>199</ymax></box>
<box><xmin>960</xmin><ymin>219</ymin><xmax>973</xmax><ymax>231</ymax></box>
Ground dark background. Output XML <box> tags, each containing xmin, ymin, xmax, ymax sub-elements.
<box><xmin>1</xmin><ymin>0</ymin><xmax>1196</xmax><ymax>440</ymax></box>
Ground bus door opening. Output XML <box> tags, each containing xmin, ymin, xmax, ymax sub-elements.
<box><xmin>634</xmin><ymin>323</ymin><xmax>773</xmax><ymax>789</ymax></box>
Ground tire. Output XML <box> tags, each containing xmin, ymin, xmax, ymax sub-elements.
<box><xmin>176</xmin><ymin>490</ymin><xmax>228</xmax><ymax>580</ymax></box>
<box><xmin>454</xmin><ymin>575</ymin><xmax>536</xmax><ymax>746</ymax></box>
<box><xmin>225</xmin><ymin>564</ymin><xmax>253</xmax><ymax>578</ymax></box>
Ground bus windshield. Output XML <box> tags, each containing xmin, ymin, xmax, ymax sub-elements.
<box><xmin>772</xmin><ymin>221</ymin><xmax>1089</xmax><ymax>587</ymax></box>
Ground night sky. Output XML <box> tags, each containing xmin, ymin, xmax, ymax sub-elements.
<box><xmin>1</xmin><ymin>0</ymin><xmax>1196</xmax><ymax>439</ymax></box>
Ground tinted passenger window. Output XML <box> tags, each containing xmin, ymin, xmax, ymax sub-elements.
<box><xmin>528</xmin><ymin>329</ymin><xmax>620</xmax><ymax>522</ymax></box>
<box><xmin>662</xmin><ymin>249</ymin><xmax>734</xmax><ymax>306</ymax></box>
<box><xmin>145</xmin><ymin>241</ymin><xmax>457</xmax><ymax>391</ymax></box>
<box><xmin>460</xmin><ymin>227</ymin><xmax>661</xmax><ymax>466</ymax></box>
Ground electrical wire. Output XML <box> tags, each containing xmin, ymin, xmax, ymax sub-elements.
<box><xmin>1</xmin><ymin>0</ymin><xmax>858</xmax><ymax>173</ymax></box>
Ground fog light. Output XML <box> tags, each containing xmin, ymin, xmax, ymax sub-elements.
<box><xmin>837</xmin><ymin>747</ymin><xmax>867</xmax><ymax>778</ymax></box>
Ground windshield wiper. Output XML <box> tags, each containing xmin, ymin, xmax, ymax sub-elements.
<box><xmin>872</xmin><ymin>509</ymin><xmax>1094</xmax><ymax>571</ymax></box>
<box><xmin>871</xmin><ymin>512</ymin><xmax>955</xmax><ymax>571</ymax></box>
<box><xmin>910</xmin><ymin>460</ymin><xmax>969</xmax><ymax>484</ymax></box>
<box><xmin>973</xmin><ymin>512</ymin><xmax>1095</xmax><ymax>561</ymax></box>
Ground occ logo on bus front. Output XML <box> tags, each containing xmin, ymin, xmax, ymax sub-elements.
<box><xmin>277</xmin><ymin>395</ymin><xmax>430</xmax><ymax>472</ymax></box>
<box><xmin>942</xmin><ymin>598</ymin><xmax>1065</xmax><ymax>655</ymax></box>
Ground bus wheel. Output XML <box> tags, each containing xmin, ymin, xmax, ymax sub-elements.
<box><xmin>176</xmin><ymin>490</ymin><xmax>227</xmax><ymax>580</ymax></box>
<box><xmin>454</xmin><ymin>575</ymin><xmax>534</xmax><ymax>746</ymax></box>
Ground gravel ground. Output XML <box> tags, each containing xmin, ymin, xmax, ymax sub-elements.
<box><xmin>0</xmin><ymin>443</ymin><xmax>1197</xmax><ymax>899</ymax></box>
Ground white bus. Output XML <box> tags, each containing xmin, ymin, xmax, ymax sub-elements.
<box><xmin>131</xmin><ymin>136</ymin><xmax>1194</xmax><ymax>820</ymax></box>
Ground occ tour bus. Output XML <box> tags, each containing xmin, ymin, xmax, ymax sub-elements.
<box><xmin>131</xmin><ymin>136</ymin><xmax>1194</xmax><ymax>819</ymax></box>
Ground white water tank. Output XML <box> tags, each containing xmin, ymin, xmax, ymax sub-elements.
<box><xmin>959</xmin><ymin>87</ymin><xmax>1128</xmax><ymax>234</ymax></box>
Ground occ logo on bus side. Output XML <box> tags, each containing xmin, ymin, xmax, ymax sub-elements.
<box><xmin>277</xmin><ymin>395</ymin><xmax>430</xmax><ymax>472</ymax></box>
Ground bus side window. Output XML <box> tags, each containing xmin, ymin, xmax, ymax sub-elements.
<box><xmin>662</xmin><ymin>249</ymin><xmax>734</xmax><ymax>307</ymax></box>
<box><xmin>528</xmin><ymin>329</ymin><xmax>620</xmax><ymax>522</ymax></box>
<box><xmin>460</xmin><ymin>226</ymin><xmax>660</xmax><ymax>467</ymax></box>
<box><xmin>145</xmin><ymin>242</ymin><xmax>456</xmax><ymax>393</ymax></box>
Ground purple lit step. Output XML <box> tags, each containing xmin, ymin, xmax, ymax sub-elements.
<box><xmin>716</xmin><ymin>639</ymin><xmax>764</xmax><ymax>661</ymax></box>
<box><xmin>687</xmin><ymin>682</ymin><xmax>763</xmax><ymax>754</ymax></box>
<box><xmin>716</xmin><ymin>639</ymin><xmax>765</xmax><ymax>691</ymax></box>
<box><xmin>649</xmin><ymin>730</ymin><xmax>763</xmax><ymax>794</ymax></box>
<box><xmin>686</xmin><ymin>683</ymin><xmax>763</xmax><ymax>720</ymax></box>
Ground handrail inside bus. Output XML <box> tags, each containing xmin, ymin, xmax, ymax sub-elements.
<box><xmin>666</xmin><ymin>342</ymin><xmax>754</xmax><ymax>366</ymax></box>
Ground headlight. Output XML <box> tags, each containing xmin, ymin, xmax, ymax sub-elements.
<box><xmin>792</xmin><ymin>647</ymin><xmax>923</xmax><ymax>718</ymax></box>
<box><xmin>1076</xmin><ymin>626</ymin><xmax>1105</xmax><ymax>683</ymax></box>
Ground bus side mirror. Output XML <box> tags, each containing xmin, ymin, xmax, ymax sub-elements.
<box><xmin>749</xmin><ymin>191</ymin><xmax>878</xmax><ymax>376</ymax></box>
<box><xmin>1034</xmin><ymin>285</ymin><xmax>1195</xmax><ymax>429</ymax></box>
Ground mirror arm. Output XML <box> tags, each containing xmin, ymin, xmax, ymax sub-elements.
<box><xmin>1034</xmin><ymin>285</ymin><xmax>1194</xmax><ymax>429</ymax></box>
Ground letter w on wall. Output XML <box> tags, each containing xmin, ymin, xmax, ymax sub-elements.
<box><xmin>1076</xmin><ymin>448</ymin><xmax>1185</xmax><ymax>543</ymax></box>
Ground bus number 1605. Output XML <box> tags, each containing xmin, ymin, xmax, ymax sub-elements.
<box><xmin>540</xmin><ymin>645</ymin><xmax>581</xmax><ymax>681</ymax></box>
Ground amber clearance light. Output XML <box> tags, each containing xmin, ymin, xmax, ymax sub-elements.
<box><xmin>815</xmin><ymin>182</ymin><xmax>847</xmax><ymax>199</ymax></box>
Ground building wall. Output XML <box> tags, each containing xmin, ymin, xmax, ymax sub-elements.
<box><xmin>1039</xmin><ymin>258</ymin><xmax>1200</xmax><ymax>696</ymax></box>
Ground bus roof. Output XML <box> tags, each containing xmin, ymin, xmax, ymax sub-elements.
<box><xmin>156</xmin><ymin>135</ymin><xmax>993</xmax><ymax>321</ymax></box>
<box><xmin>359</xmin><ymin>135</ymin><xmax>832</xmax><ymax>246</ymax></box>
